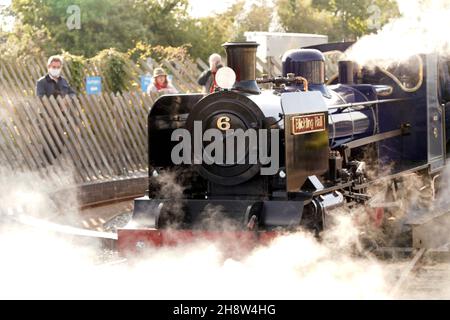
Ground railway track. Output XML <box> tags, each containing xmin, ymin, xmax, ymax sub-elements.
<box><xmin>48</xmin><ymin>175</ymin><xmax>147</xmax><ymax>229</ymax></box>
<box><xmin>384</xmin><ymin>248</ymin><xmax>450</xmax><ymax>298</ymax></box>
<box><xmin>79</xmin><ymin>198</ymin><xmax>134</xmax><ymax>232</ymax></box>
<box><xmin>0</xmin><ymin>178</ymin><xmax>143</xmax><ymax>258</ymax></box>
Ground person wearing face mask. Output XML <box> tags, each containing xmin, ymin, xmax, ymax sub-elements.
<box><xmin>36</xmin><ymin>55</ymin><xmax>76</xmax><ymax>98</ymax></box>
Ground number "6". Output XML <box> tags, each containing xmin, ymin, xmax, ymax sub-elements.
<box><xmin>217</xmin><ymin>116</ymin><xmax>231</xmax><ymax>131</ymax></box>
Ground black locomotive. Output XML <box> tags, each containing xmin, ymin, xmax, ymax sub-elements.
<box><xmin>118</xmin><ymin>41</ymin><xmax>450</xmax><ymax>250</ymax></box>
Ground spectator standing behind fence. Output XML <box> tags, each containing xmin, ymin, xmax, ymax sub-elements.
<box><xmin>197</xmin><ymin>53</ymin><xmax>223</xmax><ymax>93</ymax></box>
<box><xmin>36</xmin><ymin>55</ymin><xmax>76</xmax><ymax>98</ymax></box>
<box><xmin>147</xmin><ymin>67</ymin><xmax>178</xmax><ymax>95</ymax></box>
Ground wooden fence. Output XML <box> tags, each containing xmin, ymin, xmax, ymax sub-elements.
<box><xmin>0</xmin><ymin>54</ymin><xmax>286</xmax><ymax>99</ymax></box>
<box><xmin>256</xmin><ymin>56</ymin><xmax>282</xmax><ymax>78</ymax></box>
<box><xmin>0</xmin><ymin>54</ymin><xmax>205</xmax><ymax>188</ymax></box>
<box><xmin>0</xmin><ymin>90</ymin><xmax>153</xmax><ymax>186</ymax></box>
<box><xmin>0</xmin><ymin>53</ymin><xmax>285</xmax><ymax>187</ymax></box>
<box><xmin>0</xmin><ymin>54</ymin><xmax>208</xmax><ymax>98</ymax></box>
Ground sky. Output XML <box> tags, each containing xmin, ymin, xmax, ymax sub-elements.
<box><xmin>0</xmin><ymin>0</ymin><xmax>12</xmax><ymax>32</ymax></box>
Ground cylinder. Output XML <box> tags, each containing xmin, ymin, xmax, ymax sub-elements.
<box><xmin>223</xmin><ymin>42</ymin><xmax>261</xmax><ymax>94</ymax></box>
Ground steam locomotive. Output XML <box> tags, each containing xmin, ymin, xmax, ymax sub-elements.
<box><xmin>118</xmin><ymin>41</ymin><xmax>450</xmax><ymax>252</ymax></box>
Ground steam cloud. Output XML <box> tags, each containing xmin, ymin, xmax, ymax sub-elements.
<box><xmin>0</xmin><ymin>164</ymin><xmax>393</xmax><ymax>299</ymax></box>
<box><xmin>346</xmin><ymin>0</ymin><xmax>450</xmax><ymax>66</ymax></box>
<box><xmin>0</xmin><ymin>215</ymin><xmax>391</xmax><ymax>299</ymax></box>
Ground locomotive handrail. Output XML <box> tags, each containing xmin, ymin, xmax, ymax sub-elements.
<box><xmin>328</xmin><ymin>97</ymin><xmax>410</xmax><ymax>110</ymax></box>
<box><xmin>256</xmin><ymin>75</ymin><xmax>309</xmax><ymax>91</ymax></box>
<box><xmin>380</xmin><ymin>55</ymin><xmax>424</xmax><ymax>93</ymax></box>
<box><xmin>327</xmin><ymin>55</ymin><xmax>424</xmax><ymax>93</ymax></box>
<box><xmin>342</xmin><ymin>128</ymin><xmax>404</xmax><ymax>151</ymax></box>
<box><xmin>295</xmin><ymin>76</ymin><xmax>309</xmax><ymax>92</ymax></box>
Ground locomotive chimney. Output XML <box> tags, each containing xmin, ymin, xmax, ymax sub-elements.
<box><xmin>223</xmin><ymin>42</ymin><xmax>261</xmax><ymax>94</ymax></box>
<box><xmin>338</xmin><ymin>61</ymin><xmax>358</xmax><ymax>85</ymax></box>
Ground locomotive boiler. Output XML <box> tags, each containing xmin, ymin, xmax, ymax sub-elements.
<box><xmin>118</xmin><ymin>41</ymin><xmax>450</xmax><ymax>252</ymax></box>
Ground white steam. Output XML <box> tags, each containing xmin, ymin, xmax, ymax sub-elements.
<box><xmin>0</xmin><ymin>166</ymin><xmax>391</xmax><ymax>299</ymax></box>
<box><xmin>0</xmin><ymin>222</ymin><xmax>390</xmax><ymax>299</ymax></box>
<box><xmin>346</xmin><ymin>0</ymin><xmax>450</xmax><ymax>66</ymax></box>
<box><xmin>0</xmin><ymin>166</ymin><xmax>77</xmax><ymax>221</ymax></box>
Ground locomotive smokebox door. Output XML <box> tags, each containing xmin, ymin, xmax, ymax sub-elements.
<box><xmin>282</xmin><ymin>91</ymin><xmax>329</xmax><ymax>192</ymax></box>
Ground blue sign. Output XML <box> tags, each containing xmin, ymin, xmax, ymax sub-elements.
<box><xmin>140</xmin><ymin>75</ymin><xmax>174</xmax><ymax>93</ymax></box>
<box><xmin>86</xmin><ymin>76</ymin><xmax>102</xmax><ymax>95</ymax></box>
<box><xmin>141</xmin><ymin>75</ymin><xmax>152</xmax><ymax>93</ymax></box>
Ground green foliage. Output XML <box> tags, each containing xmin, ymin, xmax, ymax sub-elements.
<box><xmin>226</xmin><ymin>0</ymin><xmax>274</xmax><ymax>41</ymax></box>
<box><xmin>310</xmin><ymin>0</ymin><xmax>400</xmax><ymax>40</ymax></box>
<box><xmin>276</xmin><ymin>0</ymin><xmax>399</xmax><ymax>41</ymax></box>
<box><xmin>92</xmin><ymin>49</ymin><xmax>129</xmax><ymax>94</ymax></box>
<box><xmin>62</xmin><ymin>51</ymin><xmax>86</xmax><ymax>91</ymax></box>
<box><xmin>181</xmin><ymin>0</ymin><xmax>275</xmax><ymax>60</ymax></box>
<box><xmin>276</xmin><ymin>0</ymin><xmax>337</xmax><ymax>37</ymax></box>
<box><xmin>128</xmin><ymin>41</ymin><xmax>191</xmax><ymax>63</ymax></box>
<box><xmin>181</xmin><ymin>17</ymin><xmax>232</xmax><ymax>60</ymax></box>
<box><xmin>5</xmin><ymin>0</ymin><xmax>400</xmax><ymax>61</ymax></box>
<box><xmin>131</xmin><ymin>0</ymin><xmax>190</xmax><ymax>46</ymax></box>
<box><xmin>10</xmin><ymin>0</ymin><xmax>190</xmax><ymax>57</ymax></box>
<box><xmin>0</xmin><ymin>24</ymin><xmax>50</xmax><ymax>58</ymax></box>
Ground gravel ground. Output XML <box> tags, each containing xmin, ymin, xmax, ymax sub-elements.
<box><xmin>91</xmin><ymin>211</ymin><xmax>133</xmax><ymax>264</ymax></box>
<box><xmin>103</xmin><ymin>212</ymin><xmax>133</xmax><ymax>233</ymax></box>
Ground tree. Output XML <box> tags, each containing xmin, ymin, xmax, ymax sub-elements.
<box><xmin>276</xmin><ymin>0</ymin><xmax>399</xmax><ymax>42</ymax></box>
<box><xmin>231</xmin><ymin>0</ymin><xmax>274</xmax><ymax>41</ymax></box>
<box><xmin>311</xmin><ymin>0</ymin><xmax>399</xmax><ymax>41</ymax></box>
<box><xmin>180</xmin><ymin>16</ymin><xmax>233</xmax><ymax>61</ymax></box>
<box><xmin>3</xmin><ymin>0</ymin><xmax>400</xmax><ymax>62</ymax></box>
<box><xmin>276</xmin><ymin>0</ymin><xmax>338</xmax><ymax>38</ymax></box>
<box><xmin>177</xmin><ymin>0</ymin><xmax>276</xmax><ymax>61</ymax></box>
<box><xmin>132</xmin><ymin>0</ymin><xmax>191</xmax><ymax>47</ymax></box>
<box><xmin>9</xmin><ymin>0</ymin><xmax>191</xmax><ymax>57</ymax></box>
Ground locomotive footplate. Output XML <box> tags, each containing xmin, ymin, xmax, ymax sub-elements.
<box><xmin>117</xmin><ymin>228</ymin><xmax>282</xmax><ymax>255</ymax></box>
<box><xmin>130</xmin><ymin>196</ymin><xmax>305</xmax><ymax>230</ymax></box>
<box><xmin>117</xmin><ymin>196</ymin><xmax>307</xmax><ymax>254</ymax></box>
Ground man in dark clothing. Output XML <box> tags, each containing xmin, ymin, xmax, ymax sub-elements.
<box><xmin>197</xmin><ymin>53</ymin><xmax>223</xmax><ymax>93</ymax></box>
<box><xmin>36</xmin><ymin>55</ymin><xmax>76</xmax><ymax>98</ymax></box>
